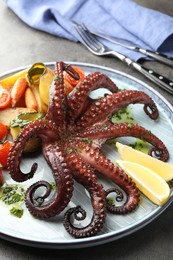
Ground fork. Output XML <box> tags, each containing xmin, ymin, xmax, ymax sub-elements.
<box><xmin>82</xmin><ymin>27</ymin><xmax>173</xmax><ymax>67</ymax></box>
<box><xmin>73</xmin><ymin>23</ymin><xmax>173</xmax><ymax>95</ymax></box>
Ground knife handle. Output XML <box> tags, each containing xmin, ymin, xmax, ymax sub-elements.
<box><xmin>137</xmin><ymin>47</ymin><xmax>173</xmax><ymax>67</ymax></box>
<box><xmin>111</xmin><ymin>51</ymin><xmax>173</xmax><ymax>94</ymax></box>
<box><xmin>132</xmin><ymin>62</ymin><xmax>173</xmax><ymax>94</ymax></box>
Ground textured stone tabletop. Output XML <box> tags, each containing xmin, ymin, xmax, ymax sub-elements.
<box><xmin>0</xmin><ymin>0</ymin><xmax>173</xmax><ymax>259</ymax></box>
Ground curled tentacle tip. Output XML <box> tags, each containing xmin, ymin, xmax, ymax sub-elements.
<box><xmin>144</xmin><ymin>104</ymin><xmax>159</xmax><ymax>120</ymax></box>
<box><xmin>105</xmin><ymin>188</ymin><xmax>124</xmax><ymax>204</ymax></box>
<box><xmin>31</xmin><ymin>162</ymin><xmax>38</xmax><ymax>172</ymax></box>
<box><xmin>149</xmin><ymin>147</ymin><xmax>169</xmax><ymax>162</ymax></box>
<box><xmin>74</xmin><ymin>205</ymin><xmax>86</xmax><ymax>221</ymax></box>
<box><xmin>28</xmin><ymin>162</ymin><xmax>38</xmax><ymax>179</ymax></box>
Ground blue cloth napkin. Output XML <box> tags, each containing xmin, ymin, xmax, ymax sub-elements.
<box><xmin>4</xmin><ymin>0</ymin><xmax>173</xmax><ymax>61</ymax></box>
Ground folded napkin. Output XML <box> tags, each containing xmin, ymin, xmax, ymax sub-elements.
<box><xmin>4</xmin><ymin>0</ymin><xmax>173</xmax><ymax>61</ymax></box>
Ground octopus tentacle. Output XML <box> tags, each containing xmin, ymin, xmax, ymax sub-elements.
<box><xmin>76</xmin><ymin>90</ymin><xmax>158</xmax><ymax>129</ymax></box>
<box><xmin>75</xmin><ymin>122</ymin><xmax>169</xmax><ymax>161</ymax></box>
<box><xmin>70</xmin><ymin>141</ymin><xmax>140</xmax><ymax>214</ymax></box>
<box><xmin>64</xmin><ymin>152</ymin><xmax>106</xmax><ymax>238</ymax></box>
<box><xmin>7</xmin><ymin>119</ymin><xmax>59</xmax><ymax>182</ymax></box>
<box><xmin>25</xmin><ymin>145</ymin><xmax>74</xmax><ymax>218</ymax></box>
<box><xmin>67</xmin><ymin>72</ymin><xmax>118</xmax><ymax>121</ymax></box>
<box><xmin>45</xmin><ymin>62</ymin><xmax>78</xmax><ymax>130</ymax></box>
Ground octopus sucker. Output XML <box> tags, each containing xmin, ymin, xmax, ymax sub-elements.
<box><xmin>7</xmin><ymin>61</ymin><xmax>169</xmax><ymax>238</ymax></box>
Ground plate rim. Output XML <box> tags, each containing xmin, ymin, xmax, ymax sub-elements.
<box><xmin>0</xmin><ymin>61</ymin><xmax>173</xmax><ymax>249</ymax></box>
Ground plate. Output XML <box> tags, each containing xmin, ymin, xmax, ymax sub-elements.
<box><xmin>0</xmin><ymin>62</ymin><xmax>173</xmax><ymax>249</ymax></box>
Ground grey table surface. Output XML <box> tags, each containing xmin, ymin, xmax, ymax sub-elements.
<box><xmin>0</xmin><ymin>0</ymin><xmax>173</xmax><ymax>259</ymax></box>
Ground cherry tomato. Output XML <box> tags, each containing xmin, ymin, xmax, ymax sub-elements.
<box><xmin>64</xmin><ymin>67</ymin><xmax>85</xmax><ymax>87</ymax></box>
<box><xmin>0</xmin><ymin>123</ymin><xmax>8</xmax><ymax>141</ymax></box>
<box><xmin>64</xmin><ymin>80</ymin><xmax>74</xmax><ymax>95</ymax></box>
<box><xmin>0</xmin><ymin>141</ymin><xmax>12</xmax><ymax>169</ymax></box>
<box><xmin>0</xmin><ymin>166</ymin><xmax>3</xmax><ymax>186</ymax></box>
<box><xmin>0</xmin><ymin>89</ymin><xmax>11</xmax><ymax>109</ymax></box>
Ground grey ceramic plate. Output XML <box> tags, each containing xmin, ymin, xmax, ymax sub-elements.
<box><xmin>0</xmin><ymin>62</ymin><xmax>173</xmax><ymax>249</ymax></box>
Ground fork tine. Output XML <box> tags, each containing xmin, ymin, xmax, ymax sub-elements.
<box><xmin>74</xmin><ymin>23</ymin><xmax>104</xmax><ymax>54</ymax></box>
<box><xmin>80</xmin><ymin>23</ymin><xmax>103</xmax><ymax>49</ymax></box>
<box><xmin>74</xmin><ymin>24</ymin><xmax>96</xmax><ymax>52</ymax></box>
<box><xmin>74</xmin><ymin>24</ymin><xmax>99</xmax><ymax>51</ymax></box>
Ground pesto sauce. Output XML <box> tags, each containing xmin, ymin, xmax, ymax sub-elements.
<box><xmin>108</xmin><ymin>108</ymin><xmax>150</xmax><ymax>154</ymax></box>
<box><xmin>50</xmin><ymin>182</ymin><xmax>56</xmax><ymax>190</ymax></box>
<box><xmin>129</xmin><ymin>139</ymin><xmax>149</xmax><ymax>154</ymax></box>
<box><xmin>10</xmin><ymin>112</ymin><xmax>44</xmax><ymax>129</ymax></box>
<box><xmin>0</xmin><ymin>184</ymin><xmax>25</xmax><ymax>218</ymax></box>
<box><xmin>106</xmin><ymin>107</ymin><xmax>135</xmax><ymax>146</ymax></box>
<box><xmin>111</xmin><ymin>107</ymin><xmax>135</xmax><ymax>124</ymax></box>
<box><xmin>106</xmin><ymin>197</ymin><xmax>115</xmax><ymax>206</ymax></box>
<box><xmin>10</xmin><ymin>207</ymin><xmax>24</xmax><ymax>218</ymax></box>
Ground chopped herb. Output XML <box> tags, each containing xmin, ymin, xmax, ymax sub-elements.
<box><xmin>66</xmin><ymin>148</ymin><xmax>73</xmax><ymax>153</ymax></box>
<box><xmin>50</xmin><ymin>182</ymin><xmax>56</xmax><ymax>190</ymax></box>
<box><xmin>111</xmin><ymin>107</ymin><xmax>135</xmax><ymax>124</ymax></box>
<box><xmin>66</xmin><ymin>147</ymin><xmax>79</xmax><ymax>154</ymax></box>
<box><xmin>106</xmin><ymin>197</ymin><xmax>115</xmax><ymax>206</ymax></box>
<box><xmin>0</xmin><ymin>184</ymin><xmax>25</xmax><ymax>218</ymax></box>
<box><xmin>127</xmin><ymin>122</ymin><xmax>134</xmax><ymax>128</ymax></box>
<box><xmin>54</xmin><ymin>75</ymin><xmax>60</xmax><ymax>81</ymax></box>
<box><xmin>81</xmin><ymin>138</ymin><xmax>92</xmax><ymax>145</ymax></box>
<box><xmin>73</xmin><ymin>147</ymin><xmax>79</xmax><ymax>153</ymax></box>
<box><xmin>10</xmin><ymin>207</ymin><xmax>24</xmax><ymax>218</ymax></box>
<box><xmin>129</xmin><ymin>139</ymin><xmax>149</xmax><ymax>154</ymax></box>
<box><xmin>75</xmin><ymin>86</ymin><xmax>80</xmax><ymax>91</ymax></box>
<box><xmin>118</xmin><ymin>88</ymin><xmax>126</xmax><ymax>92</ymax></box>
<box><xmin>0</xmin><ymin>185</ymin><xmax>25</xmax><ymax>205</ymax></box>
<box><xmin>106</xmin><ymin>139</ymin><xmax>117</xmax><ymax>146</ymax></box>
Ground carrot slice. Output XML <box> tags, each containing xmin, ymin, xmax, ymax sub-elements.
<box><xmin>25</xmin><ymin>87</ymin><xmax>38</xmax><ymax>110</ymax></box>
<box><xmin>11</xmin><ymin>77</ymin><xmax>28</xmax><ymax>107</ymax></box>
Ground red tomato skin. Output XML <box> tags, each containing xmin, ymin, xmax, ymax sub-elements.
<box><xmin>0</xmin><ymin>168</ymin><xmax>3</xmax><ymax>186</ymax></box>
<box><xmin>0</xmin><ymin>123</ymin><xmax>8</xmax><ymax>141</ymax></box>
<box><xmin>64</xmin><ymin>67</ymin><xmax>85</xmax><ymax>87</ymax></box>
<box><xmin>0</xmin><ymin>141</ymin><xmax>12</xmax><ymax>169</ymax></box>
<box><xmin>0</xmin><ymin>89</ymin><xmax>11</xmax><ymax>109</ymax></box>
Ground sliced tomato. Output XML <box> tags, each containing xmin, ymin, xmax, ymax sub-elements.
<box><xmin>0</xmin><ymin>166</ymin><xmax>3</xmax><ymax>186</ymax></box>
<box><xmin>0</xmin><ymin>123</ymin><xmax>8</xmax><ymax>141</ymax></box>
<box><xmin>64</xmin><ymin>67</ymin><xmax>85</xmax><ymax>87</ymax></box>
<box><xmin>0</xmin><ymin>89</ymin><xmax>11</xmax><ymax>108</ymax></box>
<box><xmin>0</xmin><ymin>141</ymin><xmax>12</xmax><ymax>168</ymax></box>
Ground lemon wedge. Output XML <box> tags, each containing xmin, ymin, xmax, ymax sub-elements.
<box><xmin>116</xmin><ymin>142</ymin><xmax>173</xmax><ymax>182</ymax></box>
<box><xmin>0</xmin><ymin>68</ymin><xmax>28</xmax><ymax>88</ymax></box>
<box><xmin>116</xmin><ymin>160</ymin><xmax>170</xmax><ymax>206</ymax></box>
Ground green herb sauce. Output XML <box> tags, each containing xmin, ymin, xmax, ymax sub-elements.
<box><xmin>129</xmin><ymin>139</ymin><xmax>149</xmax><ymax>154</ymax></box>
<box><xmin>0</xmin><ymin>184</ymin><xmax>25</xmax><ymax>218</ymax></box>
<box><xmin>10</xmin><ymin>112</ymin><xmax>44</xmax><ymax>129</ymax></box>
<box><xmin>10</xmin><ymin>207</ymin><xmax>24</xmax><ymax>218</ymax></box>
<box><xmin>50</xmin><ymin>182</ymin><xmax>56</xmax><ymax>191</ymax></box>
<box><xmin>106</xmin><ymin>197</ymin><xmax>115</xmax><ymax>206</ymax></box>
<box><xmin>111</xmin><ymin>107</ymin><xmax>135</xmax><ymax>124</ymax></box>
<box><xmin>108</xmin><ymin>108</ymin><xmax>150</xmax><ymax>154</ymax></box>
